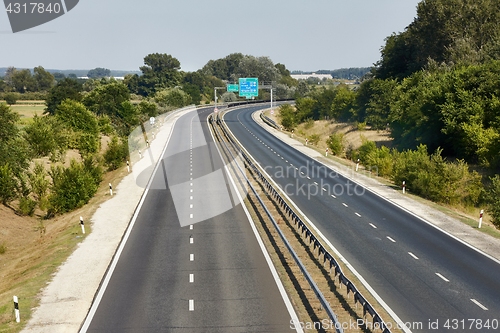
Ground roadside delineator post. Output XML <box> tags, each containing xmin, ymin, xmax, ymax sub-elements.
<box><xmin>126</xmin><ymin>161</ymin><xmax>130</xmax><ymax>173</ymax></box>
<box><xmin>355</xmin><ymin>159</ymin><xmax>360</xmax><ymax>172</ymax></box>
<box><xmin>325</xmin><ymin>148</ymin><xmax>329</xmax><ymax>157</ymax></box>
<box><xmin>305</xmin><ymin>138</ymin><xmax>308</xmax><ymax>146</ymax></box>
<box><xmin>109</xmin><ymin>183</ymin><xmax>113</xmax><ymax>196</ymax></box>
<box><xmin>139</xmin><ymin>150</ymin><xmax>142</xmax><ymax>159</ymax></box>
<box><xmin>80</xmin><ymin>216</ymin><xmax>85</xmax><ymax>234</ymax></box>
<box><xmin>402</xmin><ymin>181</ymin><xmax>406</xmax><ymax>194</ymax></box>
<box><xmin>479</xmin><ymin>209</ymin><xmax>484</xmax><ymax>228</ymax></box>
<box><xmin>291</xmin><ymin>130</ymin><xmax>294</xmax><ymax>138</ymax></box>
<box><xmin>13</xmin><ymin>296</ymin><xmax>20</xmax><ymax>322</ymax></box>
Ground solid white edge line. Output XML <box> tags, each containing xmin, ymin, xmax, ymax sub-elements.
<box><xmin>252</xmin><ymin>109</ymin><xmax>500</xmax><ymax>267</ymax></box>
<box><xmin>470</xmin><ymin>298</ymin><xmax>488</xmax><ymax>310</ymax></box>
<box><xmin>79</xmin><ymin>107</ymin><xmax>196</xmax><ymax>333</ymax></box>
<box><xmin>225</xmin><ymin>107</ymin><xmax>412</xmax><ymax>333</ymax></box>
<box><xmin>209</xmin><ymin>112</ymin><xmax>304</xmax><ymax>333</ymax></box>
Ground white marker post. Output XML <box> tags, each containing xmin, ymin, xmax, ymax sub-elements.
<box><xmin>146</xmin><ymin>140</ymin><xmax>150</xmax><ymax>148</ymax></box>
<box><xmin>479</xmin><ymin>209</ymin><xmax>484</xmax><ymax>228</ymax></box>
<box><xmin>126</xmin><ymin>161</ymin><xmax>130</xmax><ymax>173</ymax></box>
<box><xmin>13</xmin><ymin>296</ymin><xmax>20</xmax><ymax>322</ymax></box>
<box><xmin>139</xmin><ymin>150</ymin><xmax>142</xmax><ymax>159</ymax></box>
<box><xmin>356</xmin><ymin>158</ymin><xmax>360</xmax><ymax>172</ymax></box>
<box><xmin>80</xmin><ymin>216</ymin><xmax>85</xmax><ymax>234</ymax></box>
<box><xmin>402</xmin><ymin>181</ymin><xmax>406</xmax><ymax>194</ymax></box>
<box><xmin>291</xmin><ymin>130</ymin><xmax>294</xmax><ymax>138</ymax></box>
<box><xmin>325</xmin><ymin>148</ymin><xmax>329</xmax><ymax>157</ymax></box>
<box><xmin>305</xmin><ymin>138</ymin><xmax>308</xmax><ymax>146</ymax></box>
<box><xmin>109</xmin><ymin>183</ymin><xmax>113</xmax><ymax>196</ymax></box>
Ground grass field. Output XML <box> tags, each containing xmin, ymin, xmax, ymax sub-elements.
<box><xmin>1</xmin><ymin>101</ymin><xmax>46</xmax><ymax>126</ymax></box>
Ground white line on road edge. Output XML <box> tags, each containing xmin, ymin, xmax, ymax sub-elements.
<box><xmin>208</xmin><ymin>113</ymin><xmax>303</xmax><ymax>333</ymax></box>
<box><xmin>79</xmin><ymin>107</ymin><xmax>194</xmax><ymax>333</ymax></box>
<box><xmin>470</xmin><ymin>299</ymin><xmax>488</xmax><ymax>310</ymax></box>
<box><xmin>408</xmin><ymin>252</ymin><xmax>419</xmax><ymax>260</ymax></box>
<box><xmin>231</xmin><ymin>108</ymin><xmax>412</xmax><ymax>332</ymax></box>
<box><xmin>189</xmin><ymin>299</ymin><xmax>194</xmax><ymax>311</ymax></box>
<box><xmin>435</xmin><ymin>273</ymin><xmax>449</xmax><ymax>282</ymax></box>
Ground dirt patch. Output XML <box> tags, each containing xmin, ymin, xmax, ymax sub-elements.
<box><xmin>265</xmin><ymin>110</ymin><xmax>393</xmax><ymax>154</ymax></box>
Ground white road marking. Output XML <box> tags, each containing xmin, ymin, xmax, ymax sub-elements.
<box><xmin>190</xmin><ymin>236</ymin><xmax>193</xmax><ymax>244</ymax></box>
<box><xmin>355</xmin><ymin>212</ymin><xmax>361</xmax><ymax>217</ymax></box>
<box><xmin>342</xmin><ymin>203</ymin><xmax>348</xmax><ymax>207</ymax></box>
<box><xmin>435</xmin><ymin>273</ymin><xmax>449</xmax><ymax>282</ymax></box>
<box><xmin>322</xmin><ymin>188</ymin><xmax>327</xmax><ymax>192</ymax></box>
<box><xmin>386</xmin><ymin>236</ymin><xmax>396</xmax><ymax>243</ymax></box>
<box><xmin>190</xmin><ymin>253</ymin><xmax>194</xmax><ymax>261</ymax></box>
<box><xmin>408</xmin><ymin>252</ymin><xmax>419</xmax><ymax>260</ymax></box>
<box><xmin>189</xmin><ymin>299</ymin><xmax>194</xmax><ymax>311</ymax></box>
<box><xmin>471</xmin><ymin>299</ymin><xmax>488</xmax><ymax>310</ymax></box>
<box><xmin>190</xmin><ymin>204</ymin><xmax>193</xmax><ymax>209</ymax></box>
<box><xmin>190</xmin><ymin>196</ymin><xmax>193</xmax><ymax>200</ymax></box>
<box><xmin>369</xmin><ymin>223</ymin><xmax>377</xmax><ymax>229</ymax></box>
<box><xmin>189</xmin><ymin>225</ymin><xmax>193</xmax><ymax>230</ymax></box>
<box><xmin>331</xmin><ymin>194</ymin><xmax>336</xmax><ymax>199</ymax></box>
<box><xmin>190</xmin><ymin>189</ymin><xmax>193</xmax><ymax>193</ymax></box>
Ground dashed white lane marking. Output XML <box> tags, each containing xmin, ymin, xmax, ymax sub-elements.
<box><xmin>369</xmin><ymin>223</ymin><xmax>377</xmax><ymax>229</ymax></box>
<box><xmin>331</xmin><ymin>194</ymin><xmax>336</xmax><ymax>199</ymax></box>
<box><xmin>322</xmin><ymin>188</ymin><xmax>327</xmax><ymax>192</ymax></box>
<box><xmin>471</xmin><ymin>299</ymin><xmax>488</xmax><ymax>310</ymax></box>
<box><xmin>189</xmin><ymin>225</ymin><xmax>193</xmax><ymax>230</ymax></box>
<box><xmin>342</xmin><ymin>203</ymin><xmax>348</xmax><ymax>207</ymax></box>
<box><xmin>435</xmin><ymin>273</ymin><xmax>449</xmax><ymax>282</ymax></box>
<box><xmin>190</xmin><ymin>196</ymin><xmax>193</xmax><ymax>200</ymax></box>
<box><xmin>190</xmin><ymin>189</ymin><xmax>193</xmax><ymax>193</ymax></box>
<box><xmin>190</xmin><ymin>253</ymin><xmax>194</xmax><ymax>261</ymax></box>
<box><xmin>408</xmin><ymin>252</ymin><xmax>419</xmax><ymax>260</ymax></box>
<box><xmin>190</xmin><ymin>213</ymin><xmax>193</xmax><ymax>218</ymax></box>
<box><xmin>189</xmin><ymin>299</ymin><xmax>194</xmax><ymax>311</ymax></box>
<box><xmin>190</xmin><ymin>236</ymin><xmax>193</xmax><ymax>244</ymax></box>
<box><xmin>190</xmin><ymin>204</ymin><xmax>193</xmax><ymax>209</ymax></box>
<box><xmin>386</xmin><ymin>236</ymin><xmax>396</xmax><ymax>243</ymax></box>
<box><xmin>355</xmin><ymin>212</ymin><xmax>361</xmax><ymax>217</ymax></box>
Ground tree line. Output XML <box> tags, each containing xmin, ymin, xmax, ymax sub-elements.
<box><xmin>278</xmin><ymin>0</ymin><xmax>500</xmax><ymax>227</ymax></box>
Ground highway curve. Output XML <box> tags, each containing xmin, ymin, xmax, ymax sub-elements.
<box><xmin>224</xmin><ymin>104</ymin><xmax>500</xmax><ymax>333</ymax></box>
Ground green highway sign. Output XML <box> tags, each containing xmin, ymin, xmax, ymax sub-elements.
<box><xmin>238</xmin><ymin>78</ymin><xmax>259</xmax><ymax>97</ymax></box>
<box><xmin>227</xmin><ymin>84</ymin><xmax>239</xmax><ymax>92</ymax></box>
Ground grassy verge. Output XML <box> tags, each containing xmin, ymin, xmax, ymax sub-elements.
<box><xmin>0</xmin><ymin>166</ymin><xmax>128</xmax><ymax>333</ymax></box>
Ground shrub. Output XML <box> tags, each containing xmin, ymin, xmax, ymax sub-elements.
<box><xmin>47</xmin><ymin>159</ymin><xmax>102</xmax><ymax>215</ymax></box>
<box><xmin>326</xmin><ymin>133</ymin><xmax>344</xmax><ymax>156</ymax></box>
<box><xmin>104</xmin><ymin>136</ymin><xmax>129</xmax><ymax>170</ymax></box>
<box><xmin>365</xmin><ymin>146</ymin><xmax>393</xmax><ymax>177</ymax></box>
<box><xmin>357</xmin><ymin>138</ymin><xmax>377</xmax><ymax>165</ymax></box>
<box><xmin>486</xmin><ymin>175</ymin><xmax>500</xmax><ymax>229</ymax></box>
<box><xmin>0</xmin><ymin>242</ymin><xmax>6</xmax><ymax>254</ymax></box>
<box><xmin>18</xmin><ymin>196</ymin><xmax>36</xmax><ymax>216</ymax></box>
<box><xmin>4</xmin><ymin>92</ymin><xmax>18</xmax><ymax>105</ymax></box>
<box><xmin>308</xmin><ymin>134</ymin><xmax>320</xmax><ymax>146</ymax></box>
<box><xmin>0</xmin><ymin>164</ymin><xmax>18</xmax><ymax>204</ymax></box>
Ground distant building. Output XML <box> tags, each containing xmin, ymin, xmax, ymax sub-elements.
<box><xmin>290</xmin><ymin>73</ymin><xmax>332</xmax><ymax>80</ymax></box>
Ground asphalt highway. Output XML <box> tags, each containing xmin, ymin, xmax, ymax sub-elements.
<box><xmin>224</xmin><ymin>104</ymin><xmax>500</xmax><ymax>333</ymax></box>
<box><xmin>82</xmin><ymin>107</ymin><xmax>298</xmax><ymax>333</ymax></box>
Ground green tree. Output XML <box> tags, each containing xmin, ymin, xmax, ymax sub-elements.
<box><xmin>154</xmin><ymin>88</ymin><xmax>191</xmax><ymax>108</ymax></box>
<box><xmin>24</xmin><ymin>114</ymin><xmax>68</xmax><ymax>158</ymax></box>
<box><xmin>11</xmin><ymin>69</ymin><xmax>36</xmax><ymax>93</ymax></box>
<box><xmin>34</xmin><ymin>66</ymin><xmax>55</xmax><ymax>91</ymax></box>
<box><xmin>486</xmin><ymin>175</ymin><xmax>500</xmax><ymax>228</ymax></box>
<box><xmin>82</xmin><ymin>81</ymin><xmax>130</xmax><ymax>117</ymax></box>
<box><xmin>45</xmin><ymin>78</ymin><xmax>83</xmax><ymax>115</ymax></box>
<box><xmin>87</xmin><ymin>67</ymin><xmax>111</xmax><ymax>79</ymax></box>
<box><xmin>4</xmin><ymin>92</ymin><xmax>17</xmax><ymax>105</ymax></box>
<box><xmin>138</xmin><ymin>53</ymin><xmax>182</xmax><ymax>96</ymax></box>
<box><xmin>326</xmin><ymin>133</ymin><xmax>344</xmax><ymax>156</ymax></box>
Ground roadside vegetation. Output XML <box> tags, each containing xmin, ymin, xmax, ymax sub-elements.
<box><xmin>276</xmin><ymin>0</ymin><xmax>500</xmax><ymax>228</ymax></box>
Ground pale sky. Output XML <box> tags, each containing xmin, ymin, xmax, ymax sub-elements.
<box><xmin>0</xmin><ymin>0</ymin><xmax>421</xmax><ymax>72</ymax></box>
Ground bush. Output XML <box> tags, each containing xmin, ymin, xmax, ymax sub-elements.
<box><xmin>47</xmin><ymin>159</ymin><xmax>102</xmax><ymax>215</ymax></box>
<box><xmin>308</xmin><ymin>134</ymin><xmax>320</xmax><ymax>145</ymax></box>
<box><xmin>486</xmin><ymin>175</ymin><xmax>500</xmax><ymax>229</ymax></box>
<box><xmin>0</xmin><ymin>164</ymin><xmax>18</xmax><ymax>204</ymax></box>
<box><xmin>326</xmin><ymin>133</ymin><xmax>344</xmax><ymax>156</ymax></box>
<box><xmin>357</xmin><ymin>138</ymin><xmax>377</xmax><ymax>165</ymax></box>
<box><xmin>18</xmin><ymin>196</ymin><xmax>36</xmax><ymax>216</ymax></box>
<box><xmin>104</xmin><ymin>136</ymin><xmax>129</xmax><ymax>170</ymax></box>
<box><xmin>4</xmin><ymin>92</ymin><xmax>18</xmax><ymax>105</ymax></box>
<box><xmin>365</xmin><ymin>146</ymin><xmax>393</xmax><ymax>177</ymax></box>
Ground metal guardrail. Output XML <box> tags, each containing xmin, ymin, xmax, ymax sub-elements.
<box><xmin>210</xmin><ymin>113</ymin><xmax>344</xmax><ymax>333</ymax></box>
<box><xmin>215</xmin><ymin>109</ymin><xmax>393</xmax><ymax>333</ymax></box>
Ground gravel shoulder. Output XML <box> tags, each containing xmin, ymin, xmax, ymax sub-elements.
<box><xmin>21</xmin><ymin>107</ymin><xmax>195</xmax><ymax>333</ymax></box>
<box><xmin>253</xmin><ymin>110</ymin><xmax>500</xmax><ymax>263</ymax></box>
